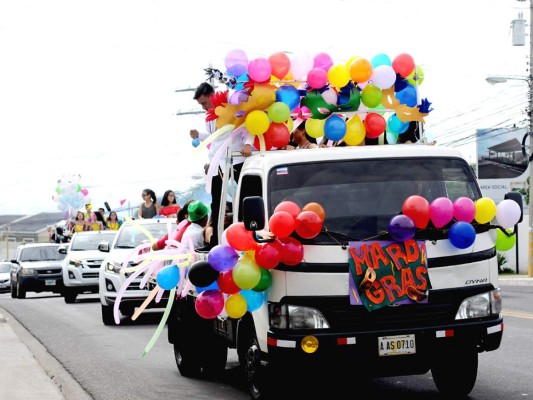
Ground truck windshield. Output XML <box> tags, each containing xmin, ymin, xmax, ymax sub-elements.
<box><xmin>268</xmin><ymin>157</ymin><xmax>481</xmax><ymax>243</ymax></box>
<box><xmin>71</xmin><ymin>232</ymin><xmax>117</xmax><ymax>251</ymax></box>
<box><xmin>20</xmin><ymin>246</ymin><xmax>66</xmax><ymax>262</ymax></box>
<box><xmin>114</xmin><ymin>222</ymin><xmax>173</xmax><ymax>249</ymax></box>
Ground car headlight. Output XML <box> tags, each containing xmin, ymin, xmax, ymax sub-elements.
<box><xmin>269</xmin><ymin>303</ymin><xmax>330</xmax><ymax>329</ymax></box>
<box><xmin>69</xmin><ymin>259</ymin><xmax>82</xmax><ymax>268</ymax></box>
<box><xmin>21</xmin><ymin>268</ymin><xmax>34</xmax><ymax>276</ymax></box>
<box><xmin>106</xmin><ymin>260</ymin><xmax>123</xmax><ymax>274</ymax></box>
<box><xmin>455</xmin><ymin>289</ymin><xmax>502</xmax><ymax>320</ymax></box>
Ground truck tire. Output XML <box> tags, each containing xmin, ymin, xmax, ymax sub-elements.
<box><xmin>239</xmin><ymin>324</ymin><xmax>271</xmax><ymax>400</ymax></box>
<box><xmin>16</xmin><ymin>280</ymin><xmax>26</xmax><ymax>299</ymax></box>
<box><xmin>101</xmin><ymin>304</ymin><xmax>117</xmax><ymax>326</ymax></box>
<box><xmin>431</xmin><ymin>345</ymin><xmax>478</xmax><ymax>397</ymax></box>
<box><xmin>10</xmin><ymin>281</ymin><xmax>17</xmax><ymax>298</ymax></box>
<box><xmin>63</xmin><ymin>288</ymin><xmax>77</xmax><ymax>304</ymax></box>
<box><xmin>173</xmin><ymin>342</ymin><xmax>202</xmax><ymax>378</ymax></box>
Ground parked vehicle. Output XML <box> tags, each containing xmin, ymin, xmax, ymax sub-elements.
<box><xmin>10</xmin><ymin>243</ymin><xmax>66</xmax><ymax>299</ymax></box>
<box><xmin>168</xmin><ymin>145</ymin><xmax>513</xmax><ymax>399</ymax></box>
<box><xmin>98</xmin><ymin>218</ymin><xmax>175</xmax><ymax>325</ymax></box>
<box><xmin>59</xmin><ymin>230</ymin><xmax>117</xmax><ymax>303</ymax></box>
<box><xmin>0</xmin><ymin>261</ymin><xmax>13</xmax><ymax>293</ymax></box>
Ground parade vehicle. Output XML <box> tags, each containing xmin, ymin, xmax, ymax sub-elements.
<box><xmin>59</xmin><ymin>230</ymin><xmax>117</xmax><ymax>303</ymax></box>
<box><xmin>167</xmin><ymin>144</ymin><xmax>518</xmax><ymax>399</ymax></box>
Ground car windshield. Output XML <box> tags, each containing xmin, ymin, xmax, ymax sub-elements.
<box><xmin>71</xmin><ymin>232</ymin><xmax>117</xmax><ymax>251</ymax></box>
<box><xmin>114</xmin><ymin>221</ymin><xmax>174</xmax><ymax>249</ymax></box>
<box><xmin>0</xmin><ymin>263</ymin><xmax>11</xmax><ymax>273</ymax></box>
<box><xmin>268</xmin><ymin>156</ymin><xmax>481</xmax><ymax>243</ymax></box>
<box><xmin>19</xmin><ymin>246</ymin><xmax>66</xmax><ymax>262</ymax></box>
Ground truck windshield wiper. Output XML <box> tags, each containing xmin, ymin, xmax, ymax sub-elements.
<box><xmin>115</xmin><ymin>245</ymin><xmax>136</xmax><ymax>249</ymax></box>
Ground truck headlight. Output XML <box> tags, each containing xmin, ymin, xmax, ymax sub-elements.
<box><xmin>69</xmin><ymin>259</ymin><xmax>82</xmax><ymax>268</ymax></box>
<box><xmin>21</xmin><ymin>268</ymin><xmax>34</xmax><ymax>276</ymax></box>
<box><xmin>269</xmin><ymin>303</ymin><xmax>330</xmax><ymax>329</ymax></box>
<box><xmin>455</xmin><ymin>289</ymin><xmax>501</xmax><ymax>320</ymax></box>
<box><xmin>106</xmin><ymin>260</ymin><xmax>122</xmax><ymax>274</ymax></box>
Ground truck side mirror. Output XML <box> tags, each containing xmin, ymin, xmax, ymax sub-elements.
<box><xmin>98</xmin><ymin>242</ymin><xmax>110</xmax><ymax>253</ymax></box>
<box><xmin>242</xmin><ymin>196</ymin><xmax>265</xmax><ymax>231</ymax></box>
<box><xmin>504</xmin><ymin>192</ymin><xmax>523</xmax><ymax>223</ymax></box>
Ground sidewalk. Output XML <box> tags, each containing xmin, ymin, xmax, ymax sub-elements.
<box><xmin>0</xmin><ymin>308</ymin><xmax>92</xmax><ymax>400</ymax></box>
<box><xmin>498</xmin><ymin>274</ymin><xmax>533</xmax><ymax>286</ymax></box>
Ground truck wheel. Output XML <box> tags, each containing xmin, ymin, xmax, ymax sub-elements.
<box><xmin>10</xmin><ymin>281</ymin><xmax>17</xmax><ymax>298</ymax></box>
<box><xmin>16</xmin><ymin>281</ymin><xmax>26</xmax><ymax>299</ymax></box>
<box><xmin>101</xmin><ymin>304</ymin><xmax>117</xmax><ymax>326</ymax></box>
<box><xmin>242</xmin><ymin>329</ymin><xmax>271</xmax><ymax>400</ymax></box>
<box><xmin>173</xmin><ymin>342</ymin><xmax>202</xmax><ymax>378</ymax></box>
<box><xmin>202</xmin><ymin>335</ymin><xmax>228</xmax><ymax>379</ymax></box>
<box><xmin>431</xmin><ymin>346</ymin><xmax>478</xmax><ymax>396</ymax></box>
<box><xmin>63</xmin><ymin>289</ymin><xmax>77</xmax><ymax>304</ymax></box>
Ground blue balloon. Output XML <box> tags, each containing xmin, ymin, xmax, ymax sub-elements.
<box><xmin>371</xmin><ymin>53</ymin><xmax>392</xmax><ymax>68</ymax></box>
<box><xmin>192</xmin><ymin>138</ymin><xmax>200</xmax><ymax>147</ymax></box>
<box><xmin>387</xmin><ymin>114</ymin><xmax>409</xmax><ymax>134</ymax></box>
<box><xmin>196</xmin><ymin>280</ymin><xmax>219</xmax><ymax>294</ymax></box>
<box><xmin>448</xmin><ymin>222</ymin><xmax>476</xmax><ymax>249</ymax></box>
<box><xmin>241</xmin><ymin>290</ymin><xmax>264</xmax><ymax>312</ymax></box>
<box><xmin>276</xmin><ymin>84</ymin><xmax>300</xmax><ymax>111</ymax></box>
<box><xmin>324</xmin><ymin>115</ymin><xmax>346</xmax><ymax>141</ymax></box>
<box><xmin>395</xmin><ymin>84</ymin><xmax>417</xmax><ymax>107</ymax></box>
<box><xmin>208</xmin><ymin>244</ymin><xmax>239</xmax><ymax>272</ymax></box>
<box><xmin>156</xmin><ymin>265</ymin><xmax>180</xmax><ymax>290</ymax></box>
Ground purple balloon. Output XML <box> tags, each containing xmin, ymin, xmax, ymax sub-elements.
<box><xmin>388</xmin><ymin>215</ymin><xmax>416</xmax><ymax>242</ymax></box>
<box><xmin>208</xmin><ymin>244</ymin><xmax>239</xmax><ymax>272</ymax></box>
<box><xmin>225</xmin><ymin>49</ymin><xmax>248</xmax><ymax>77</ymax></box>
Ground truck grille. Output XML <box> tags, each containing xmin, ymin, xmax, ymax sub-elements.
<box><xmin>36</xmin><ymin>268</ymin><xmax>62</xmax><ymax>275</ymax></box>
<box><xmin>85</xmin><ymin>259</ymin><xmax>103</xmax><ymax>269</ymax></box>
<box><xmin>82</xmin><ymin>272</ymin><xmax>99</xmax><ymax>279</ymax></box>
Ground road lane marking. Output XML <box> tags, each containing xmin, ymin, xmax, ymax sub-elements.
<box><xmin>502</xmin><ymin>309</ymin><xmax>533</xmax><ymax>320</ymax></box>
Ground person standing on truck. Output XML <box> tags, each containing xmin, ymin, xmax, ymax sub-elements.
<box><xmin>189</xmin><ymin>82</ymin><xmax>253</xmax><ymax>246</ymax></box>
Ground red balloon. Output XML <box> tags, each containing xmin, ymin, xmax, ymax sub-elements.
<box><xmin>195</xmin><ymin>290</ymin><xmax>225</xmax><ymax>319</ymax></box>
<box><xmin>254</xmin><ymin>242</ymin><xmax>281</xmax><ymax>270</ymax></box>
<box><xmin>269</xmin><ymin>211</ymin><xmax>295</xmax><ymax>238</ymax></box>
<box><xmin>364</xmin><ymin>113</ymin><xmax>386</xmax><ymax>139</ymax></box>
<box><xmin>268</xmin><ymin>51</ymin><xmax>291</xmax><ymax>80</ymax></box>
<box><xmin>274</xmin><ymin>201</ymin><xmax>301</xmax><ymax>220</ymax></box>
<box><xmin>295</xmin><ymin>211</ymin><xmax>323</xmax><ymax>239</ymax></box>
<box><xmin>392</xmin><ymin>53</ymin><xmax>415</xmax><ymax>78</ymax></box>
<box><xmin>226</xmin><ymin>222</ymin><xmax>258</xmax><ymax>251</ymax></box>
<box><xmin>217</xmin><ymin>270</ymin><xmax>241</xmax><ymax>294</ymax></box>
<box><xmin>402</xmin><ymin>195</ymin><xmax>430</xmax><ymax>229</ymax></box>
<box><xmin>253</xmin><ymin>134</ymin><xmax>273</xmax><ymax>151</ymax></box>
<box><xmin>277</xmin><ymin>237</ymin><xmax>304</xmax><ymax>266</ymax></box>
<box><xmin>264</xmin><ymin>122</ymin><xmax>290</xmax><ymax>149</ymax></box>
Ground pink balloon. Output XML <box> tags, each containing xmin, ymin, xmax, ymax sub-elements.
<box><xmin>81</xmin><ymin>188</ymin><xmax>89</xmax><ymax>196</ymax></box>
<box><xmin>429</xmin><ymin>197</ymin><xmax>454</xmax><ymax>228</ymax></box>
<box><xmin>248</xmin><ymin>57</ymin><xmax>272</xmax><ymax>82</ymax></box>
<box><xmin>307</xmin><ymin>68</ymin><xmax>328</xmax><ymax>89</ymax></box>
<box><xmin>313</xmin><ymin>52</ymin><xmax>333</xmax><ymax>72</ymax></box>
<box><xmin>453</xmin><ymin>197</ymin><xmax>476</xmax><ymax>223</ymax></box>
<box><xmin>195</xmin><ymin>290</ymin><xmax>225</xmax><ymax>319</ymax></box>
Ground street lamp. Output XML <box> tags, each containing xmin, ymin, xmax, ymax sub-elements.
<box><xmin>485</xmin><ymin>72</ymin><xmax>533</xmax><ymax>277</ymax></box>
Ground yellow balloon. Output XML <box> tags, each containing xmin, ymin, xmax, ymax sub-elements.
<box><xmin>305</xmin><ymin>118</ymin><xmax>325</xmax><ymax>138</ymax></box>
<box><xmin>285</xmin><ymin>118</ymin><xmax>293</xmax><ymax>132</ymax></box>
<box><xmin>475</xmin><ymin>197</ymin><xmax>497</xmax><ymax>224</ymax></box>
<box><xmin>225</xmin><ymin>293</ymin><xmax>247</xmax><ymax>319</ymax></box>
<box><xmin>327</xmin><ymin>64</ymin><xmax>350</xmax><ymax>89</ymax></box>
<box><xmin>345</xmin><ymin>55</ymin><xmax>359</xmax><ymax>69</ymax></box>
<box><xmin>343</xmin><ymin>115</ymin><xmax>365</xmax><ymax>145</ymax></box>
<box><xmin>232</xmin><ymin>256</ymin><xmax>261</xmax><ymax>289</ymax></box>
<box><xmin>245</xmin><ymin>110</ymin><xmax>270</xmax><ymax>135</ymax></box>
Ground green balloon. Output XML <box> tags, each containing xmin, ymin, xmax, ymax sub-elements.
<box><xmin>361</xmin><ymin>84</ymin><xmax>383</xmax><ymax>108</ymax></box>
<box><xmin>267</xmin><ymin>102</ymin><xmax>291</xmax><ymax>123</ymax></box>
<box><xmin>495</xmin><ymin>228</ymin><xmax>516</xmax><ymax>251</ymax></box>
<box><xmin>252</xmin><ymin>268</ymin><xmax>272</xmax><ymax>292</ymax></box>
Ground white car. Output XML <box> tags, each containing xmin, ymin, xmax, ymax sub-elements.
<box><xmin>0</xmin><ymin>261</ymin><xmax>13</xmax><ymax>293</ymax></box>
<box><xmin>98</xmin><ymin>218</ymin><xmax>175</xmax><ymax>325</ymax></box>
<box><xmin>60</xmin><ymin>230</ymin><xmax>117</xmax><ymax>303</ymax></box>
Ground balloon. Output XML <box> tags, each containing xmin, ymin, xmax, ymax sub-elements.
<box><xmin>305</xmin><ymin>118</ymin><xmax>325</xmax><ymax>139</ymax></box>
<box><xmin>192</xmin><ymin>138</ymin><xmax>200</xmax><ymax>147</ymax></box>
<box><xmin>225</xmin><ymin>222</ymin><xmax>258</xmax><ymax>251</ymax></box>
<box><xmin>187</xmin><ymin>260</ymin><xmax>220</xmax><ymax>287</ymax></box>
<box><xmin>429</xmin><ymin>197</ymin><xmax>454</xmax><ymax>229</ymax></box>
<box><xmin>453</xmin><ymin>197</ymin><xmax>476</xmax><ymax>223</ymax></box>
<box><xmin>324</xmin><ymin>115</ymin><xmax>347</xmax><ymax>141</ymax></box>
<box><xmin>495</xmin><ymin>228</ymin><xmax>516</xmax><ymax>251</ymax></box>
<box><xmin>267</xmin><ymin>102</ymin><xmax>291</xmax><ymax>123</ymax></box>
<box><xmin>245</xmin><ymin>110</ymin><xmax>270</xmax><ymax>135</ymax></box>
<box><xmin>349</xmin><ymin>57</ymin><xmax>373</xmax><ymax>83</ymax></box>
<box><xmin>475</xmin><ymin>197</ymin><xmax>497</xmax><ymax>224</ymax></box>
<box><xmin>217</xmin><ymin>269</ymin><xmax>241</xmax><ymax>294</ymax></box>
<box><xmin>387</xmin><ymin>113</ymin><xmax>409</xmax><ymax>134</ymax></box>
<box><xmin>156</xmin><ymin>265</ymin><xmax>180</xmax><ymax>290</ymax></box>
<box><xmin>208</xmin><ymin>244</ymin><xmax>239</xmax><ymax>272</ymax></box>
<box><xmin>276</xmin><ymin>85</ymin><xmax>300</xmax><ymax>111</ymax></box>
<box><xmin>268</xmin><ymin>51</ymin><xmax>291</xmax><ymax>79</ymax></box>
<box><xmin>371</xmin><ymin>53</ymin><xmax>392</xmax><ymax>68</ymax></box>
<box><xmin>264</xmin><ymin>122</ymin><xmax>290</xmax><ymax>149</ymax></box>
<box><xmin>302</xmin><ymin>202</ymin><xmax>326</xmax><ymax>222</ymax></box>
<box><xmin>241</xmin><ymin>289</ymin><xmax>264</xmax><ymax>312</ymax></box>
<box><xmin>295</xmin><ymin>211</ymin><xmax>323</xmax><ymax>239</ymax></box>
<box><xmin>277</xmin><ymin>237</ymin><xmax>304</xmax><ymax>266</ymax></box>
<box><xmin>396</xmin><ymin>84</ymin><xmax>417</xmax><ymax>107</ymax></box>
<box><xmin>448</xmin><ymin>222</ymin><xmax>476</xmax><ymax>249</ymax></box>
<box><xmin>392</xmin><ymin>53</ymin><xmax>415</xmax><ymax>78</ymax></box>
<box><xmin>371</xmin><ymin>65</ymin><xmax>397</xmax><ymax>90</ymax></box>
<box><xmin>225</xmin><ymin>293</ymin><xmax>247</xmax><ymax>319</ymax></box>
<box><xmin>290</xmin><ymin>53</ymin><xmax>313</xmax><ymax>80</ymax></box>
<box><xmin>274</xmin><ymin>201</ymin><xmax>301</xmax><ymax>220</ymax></box>
<box><xmin>248</xmin><ymin>57</ymin><xmax>272</xmax><ymax>82</ymax></box>
<box><xmin>195</xmin><ymin>290</ymin><xmax>225</xmax><ymax>319</ymax></box>
<box><xmin>495</xmin><ymin>199</ymin><xmax>522</xmax><ymax>229</ymax></box>
<box><xmin>233</xmin><ymin>255</ymin><xmax>261</xmax><ymax>290</ymax></box>
<box><xmin>344</xmin><ymin>115</ymin><xmax>366</xmax><ymax>146</ymax></box>
<box><xmin>252</xmin><ymin>268</ymin><xmax>272</xmax><ymax>292</ymax></box>
<box><xmin>254</xmin><ymin>242</ymin><xmax>281</xmax><ymax>270</ymax></box>
<box><xmin>225</xmin><ymin>49</ymin><xmax>248</xmax><ymax>77</ymax></box>
<box><xmin>314</xmin><ymin>52</ymin><xmax>333</xmax><ymax>72</ymax></box>
<box><xmin>254</xmin><ymin>134</ymin><xmax>273</xmax><ymax>151</ymax></box>
<box><xmin>361</xmin><ymin>84</ymin><xmax>382</xmax><ymax>108</ymax></box>
<box><xmin>402</xmin><ymin>195</ymin><xmax>430</xmax><ymax>229</ymax></box>
<box><xmin>307</xmin><ymin>68</ymin><xmax>328</xmax><ymax>89</ymax></box>
<box><xmin>406</xmin><ymin>65</ymin><xmax>425</xmax><ymax>86</ymax></box>
<box><xmin>327</xmin><ymin>64</ymin><xmax>350</xmax><ymax>89</ymax></box>
<box><xmin>321</xmin><ymin>87</ymin><xmax>338</xmax><ymax>105</ymax></box>
<box><xmin>388</xmin><ymin>215</ymin><xmax>416</xmax><ymax>242</ymax></box>
<box><xmin>269</xmin><ymin>211</ymin><xmax>295</xmax><ymax>238</ymax></box>
<box><xmin>364</xmin><ymin>113</ymin><xmax>386</xmax><ymax>139</ymax></box>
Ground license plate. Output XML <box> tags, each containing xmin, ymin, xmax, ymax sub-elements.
<box><xmin>45</xmin><ymin>280</ymin><xmax>56</xmax><ymax>286</ymax></box>
<box><xmin>378</xmin><ymin>334</ymin><xmax>416</xmax><ymax>356</ymax></box>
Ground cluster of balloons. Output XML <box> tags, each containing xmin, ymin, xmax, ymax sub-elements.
<box><xmin>185</xmin><ymin>200</ymin><xmax>326</xmax><ymax>319</ymax></box>
<box><xmin>213</xmin><ymin>49</ymin><xmax>431</xmax><ymax>150</ymax></box>
<box><xmin>388</xmin><ymin>195</ymin><xmax>521</xmax><ymax>250</ymax></box>
<box><xmin>52</xmin><ymin>174</ymin><xmax>91</xmax><ymax>217</ymax></box>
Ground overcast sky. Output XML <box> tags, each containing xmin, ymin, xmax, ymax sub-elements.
<box><xmin>0</xmin><ymin>0</ymin><xmax>528</xmax><ymax>215</ymax></box>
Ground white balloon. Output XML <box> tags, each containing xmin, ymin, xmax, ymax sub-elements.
<box><xmin>495</xmin><ymin>199</ymin><xmax>521</xmax><ymax>229</ymax></box>
<box><xmin>371</xmin><ymin>65</ymin><xmax>397</xmax><ymax>90</ymax></box>
<box><xmin>290</xmin><ymin>53</ymin><xmax>313</xmax><ymax>81</ymax></box>
<box><xmin>321</xmin><ymin>88</ymin><xmax>338</xmax><ymax>105</ymax></box>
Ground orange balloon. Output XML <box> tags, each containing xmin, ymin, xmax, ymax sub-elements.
<box><xmin>302</xmin><ymin>202</ymin><xmax>326</xmax><ymax>222</ymax></box>
<box><xmin>349</xmin><ymin>58</ymin><xmax>373</xmax><ymax>83</ymax></box>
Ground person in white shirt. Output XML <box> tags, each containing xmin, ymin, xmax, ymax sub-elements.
<box><xmin>181</xmin><ymin>200</ymin><xmax>210</xmax><ymax>250</ymax></box>
<box><xmin>189</xmin><ymin>82</ymin><xmax>252</xmax><ymax>246</ymax></box>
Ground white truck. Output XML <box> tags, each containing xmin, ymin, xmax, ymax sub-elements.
<box><xmin>167</xmin><ymin>144</ymin><xmax>515</xmax><ymax>399</ymax></box>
